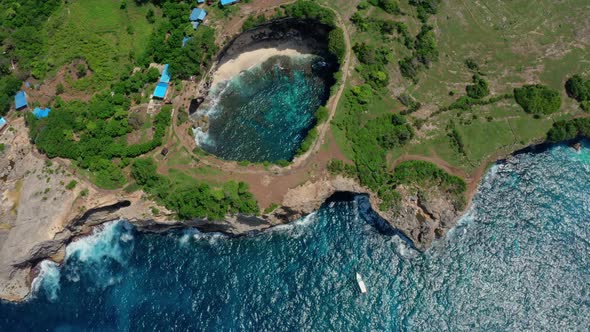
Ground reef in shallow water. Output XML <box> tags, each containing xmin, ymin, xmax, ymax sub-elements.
<box><xmin>195</xmin><ymin>54</ymin><xmax>335</xmax><ymax>162</ymax></box>
<box><xmin>2</xmin><ymin>142</ymin><xmax>590</xmax><ymax>331</ymax></box>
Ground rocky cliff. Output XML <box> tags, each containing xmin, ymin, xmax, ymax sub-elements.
<box><xmin>0</xmin><ymin>119</ymin><xmax>464</xmax><ymax>302</ymax></box>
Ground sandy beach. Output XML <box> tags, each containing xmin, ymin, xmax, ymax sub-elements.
<box><xmin>211</xmin><ymin>48</ymin><xmax>312</xmax><ymax>86</ymax></box>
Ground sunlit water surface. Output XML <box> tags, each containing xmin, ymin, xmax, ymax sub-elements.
<box><xmin>194</xmin><ymin>55</ymin><xmax>335</xmax><ymax>162</ymax></box>
<box><xmin>1</xmin><ymin>142</ymin><xmax>590</xmax><ymax>331</ymax></box>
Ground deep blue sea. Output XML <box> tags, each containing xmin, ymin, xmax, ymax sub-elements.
<box><xmin>1</xmin><ymin>142</ymin><xmax>590</xmax><ymax>331</ymax></box>
<box><xmin>195</xmin><ymin>55</ymin><xmax>335</xmax><ymax>162</ymax></box>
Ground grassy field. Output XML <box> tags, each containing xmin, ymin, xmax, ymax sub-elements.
<box><xmin>44</xmin><ymin>0</ymin><xmax>158</xmax><ymax>91</ymax></box>
<box><xmin>328</xmin><ymin>0</ymin><xmax>590</xmax><ymax>174</ymax></box>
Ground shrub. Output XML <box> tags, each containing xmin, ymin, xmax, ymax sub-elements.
<box><xmin>466</xmin><ymin>74</ymin><xmax>489</xmax><ymax>99</ymax></box>
<box><xmin>65</xmin><ymin>180</ymin><xmax>77</xmax><ymax>190</ymax></box>
<box><xmin>56</xmin><ymin>83</ymin><xmax>65</xmax><ymax>95</ymax></box>
<box><xmin>314</xmin><ymin>106</ymin><xmax>329</xmax><ymax>123</ymax></box>
<box><xmin>378</xmin><ymin>0</ymin><xmax>400</xmax><ymax>14</ymax></box>
<box><xmin>514</xmin><ymin>84</ymin><xmax>561</xmax><ymax>115</ymax></box>
<box><xmin>328</xmin><ymin>28</ymin><xmax>346</xmax><ymax>64</ymax></box>
<box><xmin>547</xmin><ymin>118</ymin><xmax>590</xmax><ymax>142</ymax></box>
<box><xmin>565</xmin><ymin>75</ymin><xmax>590</xmax><ymax>102</ymax></box>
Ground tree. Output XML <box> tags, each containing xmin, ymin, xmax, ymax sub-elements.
<box><xmin>565</xmin><ymin>75</ymin><xmax>590</xmax><ymax>102</ymax></box>
<box><xmin>514</xmin><ymin>84</ymin><xmax>561</xmax><ymax>115</ymax></box>
<box><xmin>378</xmin><ymin>0</ymin><xmax>400</xmax><ymax>14</ymax></box>
<box><xmin>131</xmin><ymin>157</ymin><xmax>161</xmax><ymax>187</ymax></box>
<box><xmin>466</xmin><ymin>74</ymin><xmax>489</xmax><ymax>99</ymax></box>
<box><xmin>76</xmin><ymin>63</ymin><xmax>87</xmax><ymax>78</ymax></box>
<box><xmin>56</xmin><ymin>83</ymin><xmax>65</xmax><ymax>95</ymax></box>
<box><xmin>146</xmin><ymin>8</ymin><xmax>155</xmax><ymax>23</ymax></box>
<box><xmin>328</xmin><ymin>28</ymin><xmax>346</xmax><ymax>64</ymax></box>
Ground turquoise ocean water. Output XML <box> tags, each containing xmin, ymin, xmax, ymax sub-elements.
<box><xmin>195</xmin><ymin>55</ymin><xmax>335</xmax><ymax>162</ymax></box>
<box><xmin>1</xmin><ymin>142</ymin><xmax>589</xmax><ymax>330</ymax></box>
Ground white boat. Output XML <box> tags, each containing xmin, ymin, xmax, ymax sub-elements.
<box><xmin>356</xmin><ymin>273</ymin><xmax>367</xmax><ymax>294</ymax></box>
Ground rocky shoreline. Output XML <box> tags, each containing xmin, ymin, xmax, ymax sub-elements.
<box><xmin>2</xmin><ymin>112</ymin><xmax>581</xmax><ymax>303</ymax></box>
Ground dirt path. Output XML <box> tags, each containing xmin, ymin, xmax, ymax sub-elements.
<box><xmin>171</xmin><ymin>3</ymin><xmax>352</xmax><ymax>175</ymax></box>
<box><xmin>163</xmin><ymin>3</ymin><xmax>354</xmax><ymax>208</ymax></box>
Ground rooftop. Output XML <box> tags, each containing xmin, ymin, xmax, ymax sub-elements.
<box><xmin>160</xmin><ymin>64</ymin><xmax>171</xmax><ymax>83</ymax></box>
<box><xmin>182</xmin><ymin>36</ymin><xmax>192</xmax><ymax>47</ymax></box>
<box><xmin>33</xmin><ymin>107</ymin><xmax>51</xmax><ymax>119</ymax></box>
<box><xmin>153</xmin><ymin>82</ymin><xmax>169</xmax><ymax>99</ymax></box>
<box><xmin>220</xmin><ymin>0</ymin><xmax>239</xmax><ymax>5</ymax></box>
<box><xmin>15</xmin><ymin>91</ymin><xmax>27</xmax><ymax>110</ymax></box>
<box><xmin>189</xmin><ymin>8</ymin><xmax>207</xmax><ymax>22</ymax></box>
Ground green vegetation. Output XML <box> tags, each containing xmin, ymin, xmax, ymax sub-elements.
<box><xmin>466</xmin><ymin>75</ymin><xmax>490</xmax><ymax>99</ymax></box>
<box><xmin>565</xmin><ymin>75</ymin><xmax>590</xmax><ymax>111</ymax></box>
<box><xmin>546</xmin><ymin>118</ymin><xmax>590</xmax><ymax>143</ymax></box>
<box><xmin>372</xmin><ymin>0</ymin><xmax>401</xmax><ymax>15</ymax></box>
<box><xmin>0</xmin><ymin>0</ymin><xmax>60</xmax><ymax>115</ymax></box>
<box><xmin>283</xmin><ymin>1</ymin><xmax>337</xmax><ymax>27</ymax></box>
<box><xmin>399</xmin><ymin>25</ymin><xmax>438</xmax><ymax>81</ymax></box>
<box><xmin>409</xmin><ymin>0</ymin><xmax>441</xmax><ymax>22</ymax></box>
<box><xmin>296</xmin><ymin>128</ymin><xmax>318</xmax><ymax>156</ymax></box>
<box><xmin>242</xmin><ymin>14</ymin><xmax>268</xmax><ymax>32</ymax></box>
<box><xmin>328</xmin><ymin>28</ymin><xmax>346</xmax><ymax>64</ymax></box>
<box><xmin>65</xmin><ymin>180</ymin><xmax>77</xmax><ymax>190</ymax></box>
<box><xmin>143</xmin><ymin>2</ymin><xmax>218</xmax><ymax>80</ymax></box>
<box><xmin>514</xmin><ymin>85</ymin><xmax>561</xmax><ymax>115</ymax></box>
<box><xmin>131</xmin><ymin>157</ymin><xmax>258</xmax><ymax>220</ymax></box>
<box><xmin>332</xmin><ymin>87</ymin><xmax>418</xmax><ymax>209</ymax></box>
<box><xmin>26</xmin><ymin>91</ymin><xmax>171</xmax><ymax>189</ymax></box>
<box><xmin>394</xmin><ymin>160</ymin><xmax>466</xmax><ymax>208</ymax></box>
<box><xmin>263</xmin><ymin>203</ymin><xmax>280</xmax><ymax>214</ymax></box>
<box><xmin>0</xmin><ymin>76</ymin><xmax>21</xmax><ymax>116</ymax></box>
<box><xmin>0</xmin><ymin>143</ymin><xmax>5</xmax><ymax>153</ymax></box>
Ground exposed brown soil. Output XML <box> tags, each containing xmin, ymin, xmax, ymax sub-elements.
<box><xmin>164</xmin><ymin>3</ymin><xmax>354</xmax><ymax>209</ymax></box>
<box><xmin>24</xmin><ymin>60</ymin><xmax>93</xmax><ymax>107</ymax></box>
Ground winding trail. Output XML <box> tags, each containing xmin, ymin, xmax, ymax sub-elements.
<box><xmin>170</xmin><ymin>5</ymin><xmax>352</xmax><ymax>177</ymax></box>
<box><xmin>163</xmin><ymin>4</ymin><xmax>354</xmax><ymax>208</ymax></box>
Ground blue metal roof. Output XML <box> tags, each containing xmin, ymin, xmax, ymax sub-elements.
<box><xmin>0</xmin><ymin>117</ymin><xmax>6</xmax><ymax>128</ymax></box>
<box><xmin>197</xmin><ymin>0</ymin><xmax>205</xmax><ymax>3</ymax></box>
<box><xmin>153</xmin><ymin>82</ymin><xmax>169</xmax><ymax>99</ymax></box>
<box><xmin>191</xmin><ymin>21</ymin><xmax>200</xmax><ymax>30</ymax></box>
<box><xmin>220</xmin><ymin>0</ymin><xmax>238</xmax><ymax>5</ymax></box>
<box><xmin>33</xmin><ymin>107</ymin><xmax>51</xmax><ymax>119</ymax></box>
<box><xmin>15</xmin><ymin>91</ymin><xmax>27</xmax><ymax>110</ymax></box>
<box><xmin>160</xmin><ymin>64</ymin><xmax>170</xmax><ymax>83</ymax></box>
<box><xmin>182</xmin><ymin>36</ymin><xmax>192</xmax><ymax>47</ymax></box>
<box><xmin>189</xmin><ymin>8</ymin><xmax>207</xmax><ymax>21</ymax></box>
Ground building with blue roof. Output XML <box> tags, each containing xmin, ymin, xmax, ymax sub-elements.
<box><xmin>160</xmin><ymin>64</ymin><xmax>170</xmax><ymax>83</ymax></box>
<box><xmin>182</xmin><ymin>36</ymin><xmax>192</xmax><ymax>47</ymax></box>
<box><xmin>197</xmin><ymin>0</ymin><xmax>205</xmax><ymax>3</ymax></box>
<box><xmin>220</xmin><ymin>0</ymin><xmax>239</xmax><ymax>6</ymax></box>
<box><xmin>191</xmin><ymin>21</ymin><xmax>200</xmax><ymax>30</ymax></box>
<box><xmin>0</xmin><ymin>117</ymin><xmax>6</xmax><ymax>131</ymax></box>
<box><xmin>33</xmin><ymin>107</ymin><xmax>51</xmax><ymax>119</ymax></box>
<box><xmin>14</xmin><ymin>91</ymin><xmax>27</xmax><ymax>110</ymax></box>
<box><xmin>189</xmin><ymin>8</ymin><xmax>207</xmax><ymax>22</ymax></box>
<box><xmin>153</xmin><ymin>82</ymin><xmax>169</xmax><ymax>99</ymax></box>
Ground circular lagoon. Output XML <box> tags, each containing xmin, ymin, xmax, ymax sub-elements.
<box><xmin>193</xmin><ymin>19</ymin><xmax>338</xmax><ymax>163</ymax></box>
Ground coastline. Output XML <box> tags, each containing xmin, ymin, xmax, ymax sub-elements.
<box><xmin>2</xmin><ymin>138</ymin><xmax>583</xmax><ymax>303</ymax></box>
<box><xmin>211</xmin><ymin>48</ymin><xmax>312</xmax><ymax>86</ymax></box>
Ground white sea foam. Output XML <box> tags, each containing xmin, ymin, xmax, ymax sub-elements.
<box><xmin>270</xmin><ymin>212</ymin><xmax>317</xmax><ymax>238</ymax></box>
<box><xmin>65</xmin><ymin>221</ymin><xmax>130</xmax><ymax>265</ymax></box>
<box><xmin>31</xmin><ymin>260</ymin><xmax>61</xmax><ymax>302</ymax></box>
<box><xmin>193</xmin><ymin>231</ymin><xmax>227</xmax><ymax>245</ymax></box>
<box><xmin>391</xmin><ymin>236</ymin><xmax>419</xmax><ymax>259</ymax></box>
